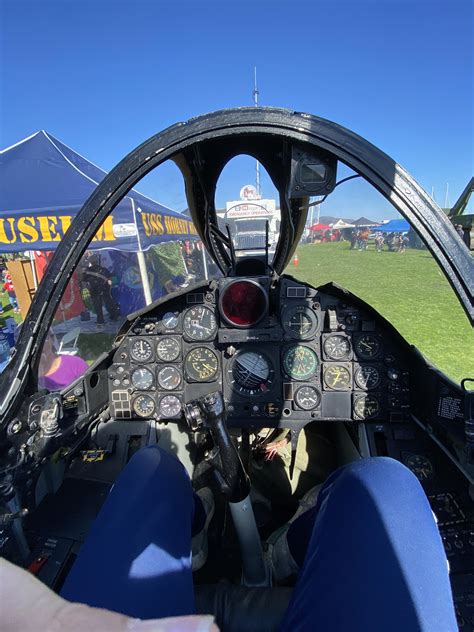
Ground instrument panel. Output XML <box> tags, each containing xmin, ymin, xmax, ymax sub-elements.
<box><xmin>108</xmin><ymin>277</ymin><xmax>411</xmax><ymax>427</ymax></box>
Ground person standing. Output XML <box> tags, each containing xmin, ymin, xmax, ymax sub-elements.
<box><xmin>81</xmin><ymin>254</ymin><xmax>120</xmax><ymax>325</ymax></box>
<box><xmin>2</xmin><ymin>273</ymin><xmax>19</xmax><ymax>313</ymax></box>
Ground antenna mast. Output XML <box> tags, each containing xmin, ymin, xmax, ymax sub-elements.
<box><xmin>253</xmin><ymin>67</ymin><xmax>261</xmax><ymax>197</ymax></box>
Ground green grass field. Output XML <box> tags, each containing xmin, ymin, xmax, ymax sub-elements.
<box><xmin>2</xmin><ymin>244</ymin><xmax>472</xmax><ymax>384</ymax></box>
<box><xmin>286</xmin><ymin>242</ymin><xmax>473</xmax><ymax>384</ymax></box>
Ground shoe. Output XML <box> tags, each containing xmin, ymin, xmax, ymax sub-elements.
<box><xmin>192</xmin><ymin>487</ymin><xmax>215</xmax><ymax>572</ymax></box>
<box><xmin>267</xmin><ymin>484</ymin><xmax>323</xmax><ymax>583</ymax></box>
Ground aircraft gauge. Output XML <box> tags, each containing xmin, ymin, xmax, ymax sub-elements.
<box><xmin>353</xmin><ymin>394</ymin><xmax>380</xmax><ymax>420</ymax></box>
<box><xmin>133</xmin><ymin>394</ymin><xmax>156</xmax><ymax>418</ymax></box>
<box><xmin>323</xmin><ymin>364</ymin><xmax>352</xmax><ymax>390</ymax></box>
<box><xmin>294</xmin><ymin>385</ymin><xmax>321</xmax><ymax>410</ymax></box>
<box><xmin>156</xmin><ymin>337</ymin><xmax>180</xmax><ymax>362</ymax></box>
<box><xmin>355</xmin><ymin>334</ymin><xmax>381</xmax><ymax>360</ymax></box>
<box><xmin>131</xmin><ymin>367</ymin><xmax>154</xmax><ymax>390</ymax></box>
<box><xmin>159</xmin><ymin>395</ymin><xmax>182</xmax><ymax>419</ymax></box>
<box><xmin>323</xmin><ymin>334</ymin><xmax>351</xmax><ymax>360</ymax></box>
<box><xmin>354</xmin><ymin>365</ymin><xmax>381</xmax><ymax>390</ymax></box>
<box><xmin>161</xmin><ymin>311</ymin><xmax>179</xmax><ymax>330</ymax></box>
<box><xmin>283</xmin><ymin>345</ymin><xmax>318</xmax><ymax>381</ymax></box>
<box><xmin>157</xmin><ymin>366</ymin><xmax>182</xmax><ymax>390</ymax></box>
<box><xmin>185</xmin><ymin>347</ymin><xmax>219</xmax><ymax>382</ymax></box>
<box><xmin>183</xmin><ymin>306</ymin><xmax>217</xmax><ymax>341</ymax></box>
<box><xmin>229</xmin><ymin>351</ymin><xmax>275</xmax><ymax>397</ymax></box>
<box><xmin>281</xmin><ymin>305</ymin><xmax>318</xmax><ymax>340</ymax></box>
<box><xmin>404</xmin><ymin>454</ymin><xmax>434</xmax><ymax>481</ymax></box>
<box><xmin>130</xmin><ymin>338</ymin><xmax>154</xmax><ymax>362</ymax></box>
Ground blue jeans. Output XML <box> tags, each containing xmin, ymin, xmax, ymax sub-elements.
<box><xmin>61</xmin><ymin>447</ymin><xmax>457</xmax><ymax>630</ymax></box>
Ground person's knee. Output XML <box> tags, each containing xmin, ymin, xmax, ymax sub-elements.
<box><xmin>325</xmin><ymin>457</ymin><xmax>421</xmax><ymax>500</ymax></box>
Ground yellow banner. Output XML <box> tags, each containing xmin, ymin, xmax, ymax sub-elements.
<box><xmin>0</xmin><ymin>215</ymin><xmax>116</xmax><ymax>246</ymax></box>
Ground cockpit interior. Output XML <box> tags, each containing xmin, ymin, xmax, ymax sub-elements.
<box><xmin>0</xmin><ymin>108</ymin><xmax>473</xmax><ymax>631</ymax></box>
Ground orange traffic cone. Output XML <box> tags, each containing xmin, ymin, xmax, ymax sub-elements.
<box><xmin>293</xmin><ymin>253</ymin><xmax>299</xmax><ymax>267</ymax></box>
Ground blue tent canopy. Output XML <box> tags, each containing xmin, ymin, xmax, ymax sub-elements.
<box><xmin>376</xmin><ymin>219</ymin><xmax>411</xmax><ymax>233</ymax></box>
<box><xmin>0</xmin><ymin>131</ymin><xmax>197</xmax><ymax>253</ymax></box>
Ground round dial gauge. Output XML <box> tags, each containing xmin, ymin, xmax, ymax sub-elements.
<box><xmin>130</xmin><ymin>338</ymin><xmax>153</xmax><ymax>362</ymax></box>
<box><xmin>156</xmin><ymin>337</ymin><xmax>180</xmax><ymax>362</ymax></box>
<box><xmin>159</xmin><ymin>395</ymin><xmax>182</xmax><ymax>418</ymax></box>
<box><xmin>183</xmin><ymin>306</ymin><xmax>217</xmax><ymax>341</ymax></box>
<box><xmin>354</xmin><ymin>365</ymin><xmax>381</xmax><ymax>390</ymax></box>
<box><xmin>355</xmin><ymin>334</ymin><xmax>381</xmax><ymax>360</ymax></box>
<box><xmin>133</xmin><ymin>394</ymin><xmax>156</xmax><ymax>418</ymax></box>
<box><xmin>294</xmin><ymin>385</ymin><xmax>321</xmax><ymax>410</ymax></box>
<box><xmin>324</xmin><ymin>335</ymin><xmax>351</xmax><ymax>360</ymax></box>
<box><xmin>131</xmin><ymin>367</ymin><xmax>154</xmax><ymax>390</ymax></box>
<box><xmin>157</xmin><ymin>366</ymin><xmax>182</xmax><ymax>390</ymax></box>
<box><xmin>282</xmin><ymin>306</ymin><xmax>318</xmax><ymax>340</ymax></box>
<box><xmin>229</xmin><ymin>351</ymin><xmax>274</xmax><ymax>397</ymax></box>
<box><xmin>405</xmin><ymin>454</ymin><xmax>434</xmax><ymax>481</ymax></box>
<box><xmin>161</xmin><ymin>311</ymin><xmax>179</xmax><ymax>330</ymax></box>
<box><xmin>283</xmin><ymin>345</ymin><xmax>319</xmax><ymax>381</ymax></box>
<box><xmin>353</xmin><ymin>394</ymin><xmax>380</xmax><ymax>420</ymax></box>
<box><xmin>185</xmin><ymin>347</ymin><xmax>219</xmax><ymax>382</ymax></box>
<box><xmin>324</xmin><ymin>364</ymin><xmax>351</xmax><ymax>390</ymax></box>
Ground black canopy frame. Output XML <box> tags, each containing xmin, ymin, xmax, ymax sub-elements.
<box><xmin>1</xmin><ymin>107</ymin><xmax>472</xmax><ymax>427</ymax></box>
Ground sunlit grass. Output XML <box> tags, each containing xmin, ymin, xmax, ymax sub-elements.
<box><xmin>287</xmin><ymin>242</ymin><xmax>473</xmax><ymax>384</ymax></box>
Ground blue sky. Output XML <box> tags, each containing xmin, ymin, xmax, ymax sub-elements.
<box><xmin>1</xmin><ymin>0</ymin><xmax>473</xmax><ymax>220</ymax></box>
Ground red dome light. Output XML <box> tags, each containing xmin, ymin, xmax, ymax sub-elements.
<box><xmin>220</xmin><ymin>280</ymin><xmax>268</xmax><ymax>328</ymax></box>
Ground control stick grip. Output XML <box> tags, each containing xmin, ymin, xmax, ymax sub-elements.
<box><xmin>199</xmin><ymin>392</ymin><xmax>250</xmax><ymax>503</ymax></box>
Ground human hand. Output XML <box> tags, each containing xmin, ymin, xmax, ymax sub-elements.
<box><xmin>0</xmin><ymin>557</ymin><xmax>219</xmax><ymax>631</ymax></box>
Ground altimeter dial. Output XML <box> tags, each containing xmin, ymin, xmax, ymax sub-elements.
<box><xmin>183</xmin><ymin>306</ymin><xmax>217</xmax><ymax>341</ymax></box>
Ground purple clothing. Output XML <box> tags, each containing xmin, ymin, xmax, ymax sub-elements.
<box><xmin>39</xmin><ymin>355</ymin><xmax>89</xmax><ymax>391</ymax></box>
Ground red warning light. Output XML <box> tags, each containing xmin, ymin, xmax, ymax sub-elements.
<box><xmin>220</xmin><ymin>280</ymin><xmax>268</xmax><ymax>328</ymax></box>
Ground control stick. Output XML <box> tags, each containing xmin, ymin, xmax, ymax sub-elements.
<box><xmin>184</xmin><ymin>391</ymin><xmax>269</xmax><ymax>586</ymax></box>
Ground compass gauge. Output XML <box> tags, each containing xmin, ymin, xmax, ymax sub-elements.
<box><xmin>283</xmin><ymin>345</ymin><xmax>318</xmax><ymax>381</ymax></box>
<box><xmin>282</xmin><ymin>306</ymin><xmax>318</xmax><ymax>340</ymax></box>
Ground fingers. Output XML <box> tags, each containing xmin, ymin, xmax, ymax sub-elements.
<box><xmin>1</xmin><ymin>558</ymin><xmax>219</xmax><ymax>632</ymax></box>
